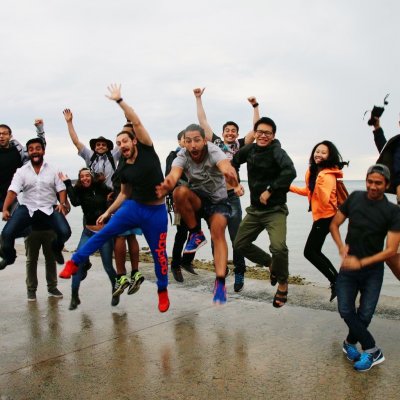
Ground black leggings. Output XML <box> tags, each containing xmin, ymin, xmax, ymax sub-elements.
<box><xmin>303</xmin><ymin>217</ymin><xmax>338</xmax><ymax>284</ymax></box>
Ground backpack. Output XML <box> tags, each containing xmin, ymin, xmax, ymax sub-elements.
<box><xmin>336</xmin><ymin>179</ymin><xmax>349</xmax><ymax>207</ymax></box>
<box><xmin>88</xmin><ymin>151</ymin><xmax>116</xmax><ymax>173</ymax></box>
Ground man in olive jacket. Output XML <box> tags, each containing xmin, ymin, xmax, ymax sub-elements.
<box><xmin>233</xmin><ymin>117</ymin><xmax>296</xmax><ymax>308</ymax></box>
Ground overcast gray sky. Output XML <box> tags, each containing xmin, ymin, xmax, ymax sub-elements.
<box><xmin>1</xmin><ymin>0</ymin><xmax>399</xmax><ymax>180</ymax></box>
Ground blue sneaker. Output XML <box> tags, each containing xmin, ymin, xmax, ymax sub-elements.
<box><xmin>354</xmin><ymin>350</ymin><xmax>385</xmax><ymax>372</ymax></box>
<box><xmin>213</xmin><ymin>280</ymin><xmax>227</xmax><ymax>305</ymax></box>
<box><xmin>342</xmin><ymin>341</ymin><xmax>361</xmax><ymax>361</ymax></box>
<box><xmin>234</xmin><ymin>272</ymin><xmax>244</xmax><ymax>292</ymax></box>
<box><xmin>183</xmin><ymin>231</ymin><xmax>207</xmax><ymax>254</ymax></box>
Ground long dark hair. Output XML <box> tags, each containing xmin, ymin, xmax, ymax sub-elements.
<box><xmin>308</xmin><ymin>140</ymin><xmax>348</xmax><ymax>193</ymax></box>
<box><xmin>74</xmin><ymin>167</ymin><xmax>105</xmax><ymax>190</ymax></box>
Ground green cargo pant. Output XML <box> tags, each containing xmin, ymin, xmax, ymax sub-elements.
<box><xmin>234</xmin><ymin>204</ymin><xmax>289</xmax><ymax>283</ymax></box>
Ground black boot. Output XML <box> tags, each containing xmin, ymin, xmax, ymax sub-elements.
<box><xmin>69</xmin><ymin>289</ymin><xmax>81</xmax><ymax>310</ymax></box>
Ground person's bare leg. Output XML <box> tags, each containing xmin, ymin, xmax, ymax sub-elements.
<box><xmin>127</xmin><ymin>234</ymin><xmax>139</xmax><ymax>272</ymax></box>
<box><xmin>209</xmin><ymin>214</ymin><xmax>228</xmax><ymax>277</ymax></box>
<box><xmin>114</xmin><ymin>236</ymin><xmax>127</xmax><ymax>275</ymax></box>
<box><xmin>173</xmin><ymin>186</ymin><xmax>201</xmax><ymax>229</ymax></box>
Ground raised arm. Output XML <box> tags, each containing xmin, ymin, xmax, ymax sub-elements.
<box><xmin>63</xmin><ymin>109</ymin><xmax>85</xmax><ymax>152</ymax></box>
<box><xmin>34</xmin><ymin>119</ymin><xmax>46</xmax><ymax>147</ymax></box>
<box><xmin>371</xmin><ymin>117</ymin><xmax>387</xmax><ymax>153</ymax></box>
<box><xmin>244</xmin><ymin>96</ymin><xmax>260</xmax><ymax>144</ymax></box>
<box><xmin>106</xmin><ymin>84</ymin><xmax>152</xmax><ymax>146</ymax></box>
<box><xmin>193</xmin><ymin>87</ymin><xmax>213</xmax><ymax>141</ymax></box>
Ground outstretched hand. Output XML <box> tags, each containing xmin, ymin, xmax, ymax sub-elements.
<box><xmin>58</xmin><ymin>172</ymin><xmax>69</xmax><ymax>182</ymax></box>
<box><xmin>97</xmin><ymin>211</ymin><xmax>110</xmax><ymax>225</ymax></box>
<box><xmin>193</xmin><ymin>87</ymin><xmax>205</xmax><ymax>98</ymax></box>
<box><xmin>106</xmin><ymin>83</ymin><xmax>122</xmax><ymax>101</ymax></box>
<box><xmin>155</xmin><ymin>177</ymin><xmax>175</xmax><ymax>198</ymax></box>
<box><xmin>63</xmin><ymin>109</ymin><xmax>73</xmax><ymax>123</ymax></box>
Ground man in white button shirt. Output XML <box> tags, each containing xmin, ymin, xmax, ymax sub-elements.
<box><xmin>0</xmin><ymin>138</ymin><xmax>71</xmax><ymax>270</ymax></box>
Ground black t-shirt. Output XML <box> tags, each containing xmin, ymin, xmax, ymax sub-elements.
<box><xmin>0</xmin><ymin>146</ymin><xmax>22</xmax><ymax>203</ymax></box>
<box><xmin>339</xmin><ymin>191</ymin><xmax>400</xmax><ymax>266</ymax></box>
<box><xmin>119</xmin><ymin>141</ymin><xmax>164</xmax><ymax>202</ymax></box>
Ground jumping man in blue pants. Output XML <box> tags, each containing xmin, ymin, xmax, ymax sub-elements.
<box><xmin>60</xmin><ymin>84</ymin><xmax>170</xmax><ymax>313</ymax></box>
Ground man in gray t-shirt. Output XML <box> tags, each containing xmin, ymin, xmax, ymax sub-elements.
<box><xmin>63</xmin><ymin>109</ymin><xmax>121</xmax><ymax>189</ymax></box>
<box><xmin>156</xmin><ymin>123</ymin><xmax>242</xmax><ymax>305</ymax></box>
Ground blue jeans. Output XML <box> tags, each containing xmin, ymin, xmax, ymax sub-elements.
<box><xmin>336</xmin><ymin>266</ymin><xmax>384</xmax><ymax>350</ymax></box>
<box><xmin>1</xmin><ymin>206</ymin><xmax>71</xmax><ymax>265</ymax></box>
<box><xmin>72</xmin><ymin>200</ymin><xmax>169</xmax><ymax>291</ymax></box>
<box><xmin>227</xmin><ymin>191</ymin><xmax>246</xmax><ymax>274</ymax></box>
<box><xmin>72</xmin><ymin>228</ymin><xmax>116</xmax><ymax>291</ymax></box>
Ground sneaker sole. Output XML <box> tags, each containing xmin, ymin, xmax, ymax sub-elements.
<box><xmin>183</xmin><ymin>240</ymin><xmax>207</xmax><ymax>254</ymax></box>
<box><xmin>113</xmin><ymin>282</ymin><xmax>130</xmax><ymax>297</ymax></box>
<box><xmin>127</xmin><ymin>276</ymin><xmax>144</xmax><ymax>295</ymax></box>
<box><xmin>27</xmin><ymin>297</ymin><xmax>37</xmax><ymax>302</ymax></box>
<box><xmin>48</xmin><ymin>294</ymin><xmax>63</xmax><ymax>298</ymax></box>
<box><xmin>355</xmin><ymin>356</ymin><xmax>385</xmax><ymax>372</ymax></box>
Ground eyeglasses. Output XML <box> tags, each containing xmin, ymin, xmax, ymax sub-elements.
<box><xmin>255</xmin><ymin>130</ymin><xmax>274</xmax><ymax>137</ymax></box>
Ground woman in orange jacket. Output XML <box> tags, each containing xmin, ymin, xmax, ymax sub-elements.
<box><xmin>290</xmin><ymin>140</ymin><xmax>347</xmax><ymax>301</ymax></box>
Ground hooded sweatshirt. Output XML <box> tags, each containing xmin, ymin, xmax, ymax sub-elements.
<box><xmin>290</xmin><ymin>167</ymin><xmax>343</xmax><ymax>221</ymax></box>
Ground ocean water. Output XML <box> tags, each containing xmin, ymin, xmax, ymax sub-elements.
<box><xmin>6</xmin><ymin>180</ymin><xmax>399</xmax><ymax>297</ymax></box>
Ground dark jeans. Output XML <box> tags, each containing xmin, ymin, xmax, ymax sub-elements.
<box><xmin>227</xmin><ymin>191</ymin><xmax>246</xmax><ymax>274</ymax></box>
<box><xmin>336</xmin><ymin>266</ymin><xmax>384</xmax><ymax>350</ymax></box>
<box><xmin>72</xmin><ymin>228</ymin><xmax>116</xmax><ymax>291</ymax></box>
<box><xmin>171</xmin><ymin>219</ymin><xmax>195</xmax><ymax>269</ymax></box>
<box><xmin>1</xmin><ymin>206</ymin><xmax>71</xmax><ymax>265</ymax></box>
<box><xmin>303</xmin><ymin>217</ymin><xmax>337</xmax><ymax>284</ymax></box>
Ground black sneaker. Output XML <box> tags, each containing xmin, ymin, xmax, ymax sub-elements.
<box><xmin>53</xmin><ymin>249</ymin><xmax>64</xmax><ymax>265</ymax></box>
<box><xmin>181</xmin><ymin>263</ymin><xmax>198</xmax><ymax>275</ymax></box>
<box><xmin>48</xmin><ymin>288</ymin><xmax>63</xmax><ymax>298</ymax></box>
<box><xmin>128</xmin><ymin>271</ymin><xmax>145</xmax><ymax>295</ymax></box>
<box><xmin>69</xmin><ymin>292</ymin><xmax>81</xmax><ymax>310</ymax></box>
<box><xmin>234</xmin><ymin>272</ymin><xmax>245</xmax><ymax>293</ymax></box>
<box><xmin>329</xmin><ymin>282</ymin><xmax>337</xmax><ymax>302</ymax></box>
<box><xmin>111</xmin><ymin>288</ymin><xmax>120</xmax><ymax>306</ymax></box>
<box><xmin>0</xmin><ymin>258</ymin><xmax>7</xmax><ymax>270</ymax></box>
<box><xmin>80</xmin><ymin>260</ymin><xmax>92</xmax><ymax>281</ymax></box>
<box><xmin>27</xmin><ymin>290</ymin><xmax>37</xmax><ymax>302</ymax></box>
<box><xmin>171</xmin><ymin>266</ymin><xmax>184</xmax><ymax>283</ymax></box>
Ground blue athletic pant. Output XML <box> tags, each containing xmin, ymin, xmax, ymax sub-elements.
<box><xmin>71</xmin><ymin>200</ymin><xmax>169</xmax><ymax>290</ymax></box>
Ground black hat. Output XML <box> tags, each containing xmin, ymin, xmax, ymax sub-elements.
<box><xmin>89</xmin><ymin>136</ymin><xmax>114</xmax><ymax>151</ymax></box>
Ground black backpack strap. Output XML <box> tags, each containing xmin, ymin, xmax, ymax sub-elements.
<box><xmin>88</xmin><ymin>152</ymin><xmax>97</xmax><ymax>171</ymax></box>
<box><xmin>106</xmin><ymin>151</ymin><xmax>116</xmax><ymax>171</ymax></box>
<box><xmin>88</xmin><ymin>151</ymin><xmax>116</xmax><ymax>172</ymax></box>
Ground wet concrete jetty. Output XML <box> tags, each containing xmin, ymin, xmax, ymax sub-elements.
<box><xmin>0</xmin><ymin>248</ymin><xmax>399</xmax><ymax>399</ymax></box>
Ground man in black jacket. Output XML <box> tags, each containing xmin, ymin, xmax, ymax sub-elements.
<box><xmin>233</xmin><ymin>117</ymin><xmax>296</xmax><ymax>308</ymax></box>
<box><xmin>370</xmin><ymin>116</ymin><xmax>400</xmax><ymax>280</ymax></box>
